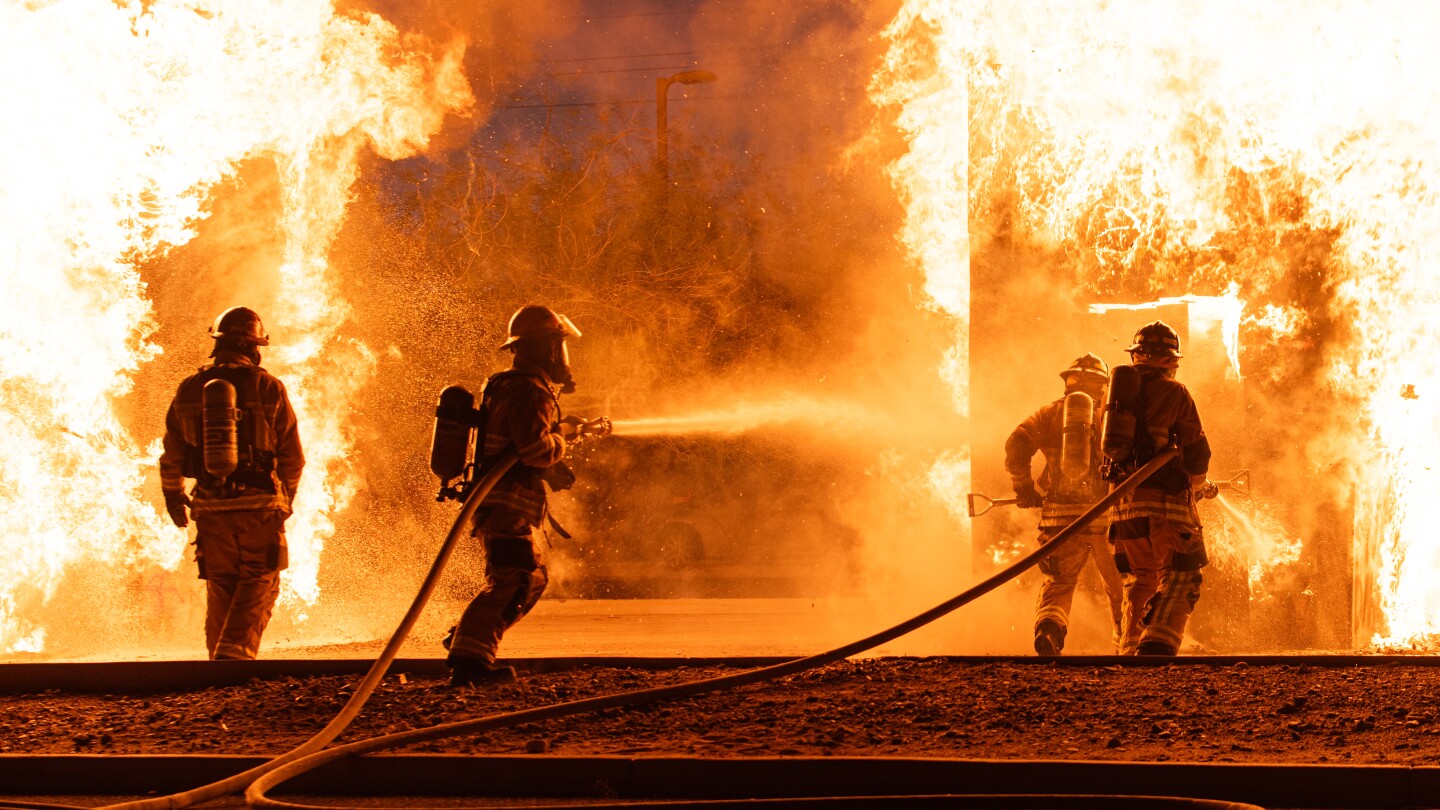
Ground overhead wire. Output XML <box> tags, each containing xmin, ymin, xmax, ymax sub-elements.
<box><xmin>495</xmin><ymin>93</ymin><xmax>765</xmax><ymax>110</ymax></box>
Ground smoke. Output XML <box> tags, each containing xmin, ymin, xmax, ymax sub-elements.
<box><xmin>297</xmin><ymin>0</ymin><xmax>1030</xmax><ymax>656</ymax></box>
<box><xmin>11</xmin><ymin>0</ymin><xmax>1271</xmax><ymax>661</ymax></box>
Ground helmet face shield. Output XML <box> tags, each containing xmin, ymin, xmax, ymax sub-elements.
<box><xmin>555</xmin><ymin>313</ymin><xmax>581</xmax><ymax>340</ymax></box>
<box><xmin>554</xmin><ymin>337</ymin><xmax>576</xmax><ymax>393</ymax></box>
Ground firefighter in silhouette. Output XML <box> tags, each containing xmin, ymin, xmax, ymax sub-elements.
<box><xmin>1006</xmin><ymin>354</ymin><xmax>1123</xmax><ymax>656</ymax></box>
<box><xmin>444</xmin><ymin>305</ymin><xmax>582</xmax><ymax>686</ymax></box>
<box><xmin>159</xmin><ymin>307</ymin><xmax>304</xmax><ymax>660</ymax></box>
<box><xmin>1106</xmin><ymin>321</ymin><xmax>1216</xmax><ymax>656</ymax></box>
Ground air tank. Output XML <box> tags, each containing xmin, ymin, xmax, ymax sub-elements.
<box><xmin>202</xmin><ymin>378</ymin><xmax>240</xmax><ymax>480</ymax></box>
<box><xmin>1101</xmin><ymin>364</ymin><xmax>1142</xmax><ymax>461</ymax></box>
<box><xmin>1060</xmin><ymin>391</ymin><xmax>1094</xmax><ymax>481</ymax></box>
<box><xmin>430</xmin><ymin>385</ymin><xmax>476</xmax><ymax>483</ymax></box>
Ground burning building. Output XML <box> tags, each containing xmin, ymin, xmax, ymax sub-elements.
<box><xmin>1</xmin><ymin>0</ymin><xmax>1437</xmax><ymax>660</ymax></box>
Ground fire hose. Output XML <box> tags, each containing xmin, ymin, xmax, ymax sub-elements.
<box><xmin>4</xmin><ymin>447</ymin><xmax>1259</xmax><ymax>810</ymax></box>
<box><xmin>235</xmin><ymin>447</ymin><xmax>1206</xmax><ymax>810</ymax></box>
<box><xmin>81</xmin><ymin>452</ymin><xmax>520</xmax><ymax>810</ymax></box>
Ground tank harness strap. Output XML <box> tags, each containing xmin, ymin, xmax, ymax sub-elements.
<box><xmin>194</xmin><ymin>364</ymin><xmax>272</xmax><ymax>494</ymax></box>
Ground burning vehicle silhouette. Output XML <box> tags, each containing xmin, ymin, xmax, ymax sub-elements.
<box><xmin>547</xmin><ymin>434</ymin><xmax>862</xmax><ymax>598</ymax></box>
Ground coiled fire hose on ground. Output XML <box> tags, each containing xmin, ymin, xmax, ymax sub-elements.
<box><xmin>232</xmin><ymin>447</ymin><xmax>1204</xmax><ymax>810</ymax></box>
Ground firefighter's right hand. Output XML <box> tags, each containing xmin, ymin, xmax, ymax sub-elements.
<box><xmin>1195</xmin><ymin>478</ymin><xmax>1220</xmax><ymax>500</ymax></box>
<box><xmin>1014</xmin><ymin>483</ymin><xmax>1044</xmax><ymax>509</ymax></box>
<box><xmin>559</xmin><ymin>415</ymin><xmax>611</xmax><ymax>440</ymax></box>
<box><xmin>558</xmin><ymin>415</ymin><xmax>584</xmax><ymax>439</ymax></box>
<box><xmin>163</xmin><ymin>489</ymin><xmax>191</xmax><ymax>529</ymax></box>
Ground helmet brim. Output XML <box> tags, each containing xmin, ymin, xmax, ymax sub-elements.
<box><xmin>1126</xmin><ymin>343</ymin><xmax>1182</xmax><ymax>358</ymax></box>
<box><xmin>209</xmin><ymin>331</ymin><xmax>270</xmax><ymax>347</ymax></box>
<box><xmin>499</xmin><ymin>313</ymin><xmax>581</xmax><ymax>349</ymax></box>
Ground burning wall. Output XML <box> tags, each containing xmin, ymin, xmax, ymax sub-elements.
<box><xmin>878</xmin><ymin>0</ymin><xmax>1440</xmax><ymax>648</ymax></box>
<box><xmin>0</xmin><ymin>0</ymin><xmax>470</xmax><ymax>655</ymax></box>
<box><xmin>6</xmin><ymin>0</ymin><xmax>1439</xmax><ymax>659</ymax></box>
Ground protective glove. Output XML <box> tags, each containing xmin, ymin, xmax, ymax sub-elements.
<box><xmin>163</xmin><ymin>489</ymin><xmax>191</xmax><ymax>529</ymax></box>
<box><xmin>539</xmin><ymin>460</ymin><xmax>578</xmax><ymax>492</ymax></box>
<box><xmin>1014</xmin><ymin>481</ymin><xmax>1044</xmax><ymax>509</ymax></box>
<box><xmin>1189</xmin><ymin>474</ymin><xmax>1218</xmax><ymax>499</ymax></box>
<box><xmin>557</xmin><ymin>415</ymin><xmax>583</xmax><ymax>440</ymax></box>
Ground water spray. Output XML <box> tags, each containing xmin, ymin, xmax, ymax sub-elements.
<box><xmin>606</xmin><ymin>396</ymin><xmax>888</xmax><ymax>439</ymax></box>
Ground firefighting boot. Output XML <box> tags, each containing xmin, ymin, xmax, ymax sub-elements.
<box><xmin>448</xmin><ymin>656</ymin><xmax>517</xmax><ymax>687</ymax></box>
<box><xmin>1136</xmin><ymin>640</ymin><xmax>1178</xmax><ymax>656</ymax></box>
<box><xmin>1033</xmin><ymin>618</ymin><xmax>1066</xmax><ymax>657</ymax></box>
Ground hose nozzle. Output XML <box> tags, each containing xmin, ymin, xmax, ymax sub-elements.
<box><xmin>1216</xmin><ymin>469</ymin><xmax>1251</xmax><ymax>496</ymax></box>
<box><xmin>561</xmin><ymin>415</ymin><xmax>612</xmax><ymax>439</ymax></box>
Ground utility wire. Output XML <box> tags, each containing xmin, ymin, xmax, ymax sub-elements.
<box><xmin>496</xmin><ymin>92</ymin><xmax>764</xmax><ymax>110</ymax></box>
<box><xmin>579</xmin><ymin>10</ymin><xmax>698</xmax><ymax>19</ymax></box>
<box><xmin>545</xmin><ymin>65</ymin><xmax>697</xmax><ymax>77</ymax></box>
<box><xmin>540</xmin><ymin>44</ymin><xmax>788</xmax><ymax>63</ymax></box>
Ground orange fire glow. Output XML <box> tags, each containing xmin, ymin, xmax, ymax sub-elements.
<box><xmin>0</xmin><ymin>0</ymin><xmax>468</xmax><ymax>654</ymax></box>
<box><xmin>877</xmin><ymin>0</ymin><xmax>1440</xmax><ymax>647</ymax></box>
<box><xmin>871</xmin><ymin>3</ymin><xmax>973</xmax><ymax>573</ymax></box>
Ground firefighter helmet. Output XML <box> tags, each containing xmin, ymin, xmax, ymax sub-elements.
<box><xmin>500</xmin><ymin>305</ymin><xmax>581</xmax><ymax>349</ymax></box>
<box><xmin>1125</xmin><ymin>320</ymin><xmax>1182</xmax><ymax>358</ymax></box>
<box><xmin>1059</xmin><ymin>353</ymin><xmax>1110</xmax><ymax>385</ymax></box>
<box><xmin>208</xmin><ymin>307</ymin><xmax>270</xmax><ymax>346</ymax></box>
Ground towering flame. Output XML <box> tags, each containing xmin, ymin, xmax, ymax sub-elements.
<box><xmin>0</xmin><ymin>0</ymin><xmax>469</xmax><ymax>654</ymax></box>
<box><xmin>871</xmin><ymin>3</ymin><xmax>973</xmax><ymax>559</ymax></box>
<box><xmin>877</xmin><ymin>0</ymin><xmax>1440</xmax><ymax>646</ymax></box>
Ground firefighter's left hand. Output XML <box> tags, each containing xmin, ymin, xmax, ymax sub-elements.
<box><xmin>539</xmin><ymin>461</ymin><xmax>578</xmax><ymax>492</ymax></box>
<box><xmin>1194</xmin><ymin>478</ymin><xmax>1219</xmax><ymax>500</ymax></box>
<box><xmin>163</xmin><ymin>489</ymin><xmax>191</xmax><ymax>529</ymax></box>
<box><xmin>1013</xmin><ymin>482</ymin><xmax>1044</xmax><ymax>509</ymax></box>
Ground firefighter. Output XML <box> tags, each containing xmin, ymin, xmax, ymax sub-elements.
<box><xmin>1108</xmin><ymin>321</ymin><xmax>1216</xmax><ymax>656</ymax></box>
<box><xmin>159</xmin><ymin>307</ymin><xmax>304</xmax><ymax>660</ymax></box>
<box><xmin>444</xmin><ymin>304</ymin><xmax>582</xmax><ymax>687</ymax></box>
<box><xmin>1006</xmin><ymin>354</ymin><xmax>1123</xmax><ymax>656</ymax></box>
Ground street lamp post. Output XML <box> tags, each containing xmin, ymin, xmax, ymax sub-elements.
<box><xmin>656</xmin><ymin>69</ymin><xmax>717</xmax><ymax>181</ymax></box>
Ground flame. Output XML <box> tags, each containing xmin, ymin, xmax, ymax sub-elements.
<box><xmin>872</xmin><ymin>2</ymin><xmax>972</xmax><ymax>565</ymax></box>
<box><xmin>1090</xmin><ymin>288</ymin><xmax>1246</xmax><ymax>380</ymax></box>
<box><xmin>877</xmin><ymin>0</ymin><xmax>1440</xmax><ymax>646</ymax></box>
<box><xmin>0</xmin><ymin>1</ymin><xmax>469</xmax><ymax>654</ymax></box>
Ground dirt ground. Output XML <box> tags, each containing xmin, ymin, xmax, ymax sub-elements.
<box><xmin>3</xmin><ymin>659</ymin><xmax>1439</xmax><ymax>764</ymax></box>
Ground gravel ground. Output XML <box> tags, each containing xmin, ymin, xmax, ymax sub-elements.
<box><xmin>3</xmin><ymin>659</ymin><xmax>1440</xmax><ymax>764</ymax></box>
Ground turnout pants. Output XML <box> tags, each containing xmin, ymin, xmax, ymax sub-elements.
<box><xmin>194</xmin><ymin>510</ymin><xmax>288</xmax><ymax>660</ymax></box>
<box><xmin>448</xmin><ymin>531</ymin><xmax>549</xmax><ymax>665</ymax></box>
<box><xmin>1110</xmin><ymin>516</ymin><xmax>1207</xmax><ymax>655</ymax></box>
<box><xmin>1034</xmin><ymin>526</ymin><xmax>1124</xmax><ymax>650</ymax></box>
